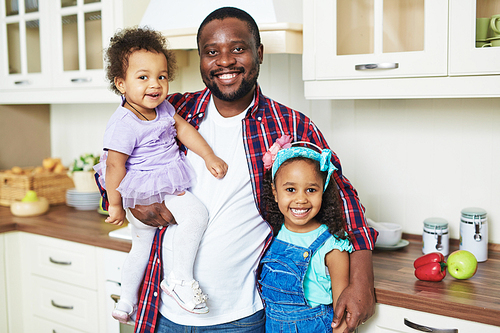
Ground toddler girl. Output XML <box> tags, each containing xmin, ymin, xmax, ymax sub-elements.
<box><xmin>94</xmin><ymin>27</ymin><xmax>227</xmax><ymax>323</ymax></box>
<box><xmin>259</xmin><ymin>136</ymin><xmax>352</xmax><ymax>332</ymax></box>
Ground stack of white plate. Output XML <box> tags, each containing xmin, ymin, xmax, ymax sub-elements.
<box><xmin>66</xmin><ymin>188</ymin><xmax>101</xmax><ymax>210</ymax></box>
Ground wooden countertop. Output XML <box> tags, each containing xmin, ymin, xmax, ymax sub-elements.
<box><xmin>1</xmin><ymin>205</ymin><xmax>499</xmax><ymax>327</ymax></box>
<box><xmin>0</xmin><ymin>204</ymin><xmax>132</xmax><ymax>253</ymax></box>
<box><xmin>372</xmin><ymin>240</ymin><xmax>500</xmax><ymax>327</ymax></box>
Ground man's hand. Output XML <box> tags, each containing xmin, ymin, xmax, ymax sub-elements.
<box><xmin>332</xmin><ymin>250</ymin><xmax>376</xmax><ymax>332</ymax></box>
<box><xmin>129</xmin><ymin>201</ymin><xmax>177</xmax><ymax>227</ymax></box>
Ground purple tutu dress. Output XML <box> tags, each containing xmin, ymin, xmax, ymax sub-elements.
<box><xmin>94</xmin><ymin>99</ymin><xmax>195</xmax><ymax>209</ymax></box>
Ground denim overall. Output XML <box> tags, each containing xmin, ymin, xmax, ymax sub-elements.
<box><xmin>259</xmin><ymin>230</ymin><xmax>334</xmax><ymax>333</ymax></box>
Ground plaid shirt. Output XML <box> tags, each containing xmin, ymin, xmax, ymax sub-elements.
<box><xmin>167</xmin><ymin>85</ymin><xmax>376</xmax><ymax>249</ymax></box>
<box><xmin>102</xmin><ymin>84</ymin><xmax>377</xmax><ymax>332</ymax></box>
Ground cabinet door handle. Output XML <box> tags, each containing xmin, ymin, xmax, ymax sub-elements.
<box><xmin>110</xmin><ymin>293</ymin><xmax>120</xmax><ymax>303</ymax></box>
<box><xmin>355</xmin><ymin>63</ymin><xmax>399</xmax><ymax>70</ymax></box>
<box><xmin>49</xmin><ymin>257</ymin><xmax>72</xmax><ymax>265</ymax></box>
<box><xmin>404</xmin><ymin>318</ymin><xmax>458</xmax><ymax>333</ymax></box>
<box><xmin>14</xmin><ymin>80</ymin><xmax>31</xmax><ymax>85</ymax></box>
<box><xmin>71</xmin><ymin>77</ymin><xmax>92</xmax><ymax>83</ymax></box>
<box><xmin>51</xmin><ymin>299</ymin><xmax>74</xmax><ymax>310</ymax></box>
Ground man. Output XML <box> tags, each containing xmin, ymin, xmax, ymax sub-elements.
<box><xmin>126</xmin><ymin>7</ymin><xmax>377</xmax><ymax>333</ymax></box>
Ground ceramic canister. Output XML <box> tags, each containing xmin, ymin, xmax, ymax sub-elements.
<box><xmin>460</xmin><ymin>207</ymin><xmax>488</xmax><ymax>262</ymax></box>
<box><xmin>422</xmin><ymin>217</ymin><xmax>449</xmax><ymax>256</ymax></box>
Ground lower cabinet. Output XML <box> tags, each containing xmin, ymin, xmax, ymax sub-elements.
<box><xmin>357</xmin><ymin>303</ymin><xmax>500</xmax><ymax>333</ymax></box>
<box><xmin>4</xmin><ymin>232</ymin><xmax>107</xmax><ymax>333</ymax></box>
<box><xmin>31</xmin><ymin>317</ymin><xmax>92</xmax><ymax>333</ymax></box>
<box><xmin>0</xmin><ymin>234</ymin><xmax>8</xmax><ymax>333</ymax></box>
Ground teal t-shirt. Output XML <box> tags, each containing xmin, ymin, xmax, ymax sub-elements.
<box><xmin>276</xmin><ymin>224</ymin><xmax>353</xmax><ymax>307</ymax></box>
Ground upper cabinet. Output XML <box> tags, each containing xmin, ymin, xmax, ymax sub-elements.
<box><xmin>0</xmin><ymin>0</ymin><xmax>305</xmax><ymax>104</ymax></box>
<box><xmin>449</xmin><ymin>0</ymin><xmax>500</xmax><ymax>76</ymax></box>
<box><xmin>303</xmin><ymin>0</ymin><xmax>500</xmax><ymax>99</ymax></box>
<box><xmin>306</xmin><ymin>0</ymin><xmax>448</xmax><ymax>80</ymax></box>
<box><xmin>48</xmin><ymin>0</ymin><xmax>113</xmax><ymax>89</ymax></box>
<box><xmin>0</xmin><ymin>0</ymin><xmax>51</xmax><ymax>90</ymax></box>
<box><xmin>0</xmin><ymin>0</ymin><xmax>148</xmax><ymax>104</ymax></box>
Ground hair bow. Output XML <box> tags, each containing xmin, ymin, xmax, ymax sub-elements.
<box><xmin>263</xmin><ymin>135</ymin><xmax>292</xmax><ymax>170</ymax></box>
<box><xmin>264</xmin><ymin>136</ymin><xmax>337</xmax><ymax>192</ymax></box>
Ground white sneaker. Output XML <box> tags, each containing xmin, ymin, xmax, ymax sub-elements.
<box><xmin>160</xmin><ymin>272</ymin><xmax>209</xmax><ymax>314</ymax></box>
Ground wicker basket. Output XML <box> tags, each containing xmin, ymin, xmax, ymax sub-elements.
<box><xmin>0</xmin><ymin>168</ymin><xmax>75</xmax><ymax>206</ymax></box>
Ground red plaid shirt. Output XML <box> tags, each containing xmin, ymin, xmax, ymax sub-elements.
<box><xmin>108</xmin><ymin>84</ymin><xmax>377</xmax><ymax>332</ymax></box>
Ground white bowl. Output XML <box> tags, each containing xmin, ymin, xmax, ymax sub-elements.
<box><xmin>373</xmin><ymin>222</ymin><xmax>402</xmax><ymax>246</ymax></box>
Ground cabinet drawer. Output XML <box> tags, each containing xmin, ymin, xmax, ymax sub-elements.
<box><xmin>31</xmin><ymin>316</ymin><xmax>87</xmax><ymax>333</ymax></box>
<box><xmin>32</xmin><ymin>276</ymin><xmax>99</xmax><ymax>333</ymax></box>
<box><xmin>27</xmin><ymin>233</ymin><xmax>97</xmax><ymax>290</ymax></box>
<box><xmin>357</xmin><ymin>304</ymin><xmax>500</xmax><ymax>333</ymax></box>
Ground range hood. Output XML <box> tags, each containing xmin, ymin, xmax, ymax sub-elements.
<box><xmin>139</xmin><ymin>0</ymin><xmax>303</xmax><ymax>54</ymax></box>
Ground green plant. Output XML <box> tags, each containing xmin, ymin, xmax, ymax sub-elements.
<box><xmin>69</xmin><ymin>153</ymin><xmax>100</xmax><ymax>173</ymax></box>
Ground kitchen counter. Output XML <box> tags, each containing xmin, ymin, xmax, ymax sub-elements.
<box><xmin>1</xmin><ymin>205</ymin><xmax>499</xmax><ymax>327</ymax></box>
<box><xmin>372</xmin><ymin>240</ymin><xmax>500</xmax><ymax>327</ymax></box>
<box><xmin>0</xmin><ymin>204</ymin><xmax>132</xmax><ymax>253</ymax></box>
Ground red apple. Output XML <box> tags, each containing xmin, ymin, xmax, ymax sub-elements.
<box><xmin>447</xmin><ymin>250</ymin><xmax>478</xmax><ymax>279</ymax></box>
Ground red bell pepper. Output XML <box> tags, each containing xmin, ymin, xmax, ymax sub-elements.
<box><xmin>413</xmin><ymin>252</ymin><xmax>447</xmax><ymax>282</ymax></box>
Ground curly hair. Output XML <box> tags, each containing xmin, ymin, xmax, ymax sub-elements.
<box><xmin>105</xmin><ymin>27</ymin><xmax>177</xmax><ymax>95</ymax></box>
<box><xmin>261</xmin><ymin>157</ymin><xmax>349</xmax><ymax>241</ymax></box>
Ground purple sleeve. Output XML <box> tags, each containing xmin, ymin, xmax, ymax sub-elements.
<box><xmin>103</xmin><ymin>116</ymin><xmax>137</xmax><ymax>156</ymax></box>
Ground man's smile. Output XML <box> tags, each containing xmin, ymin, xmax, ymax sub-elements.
<box><xmin>217</xmin><ymin>73</ymin><xmax>238</xmax><ymax>80</ymax></box>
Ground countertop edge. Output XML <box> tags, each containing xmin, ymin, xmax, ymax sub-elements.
<box><xmin>375</xmin><ymin>289</ymin><xmax>499</xmax><ymax>327</ymax></box>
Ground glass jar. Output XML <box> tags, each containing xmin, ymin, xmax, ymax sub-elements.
<box><xmin>460</xmin><ymin>207</ymin><xmax>488</xmax><ymax>262</ymax></box>
<box><xmin>422</xmin><ymin>218</ymin><xmax>449</xmax><ymax>256</ymax></box>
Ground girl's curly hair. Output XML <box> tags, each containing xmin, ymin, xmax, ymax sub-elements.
<box><xmin>261</xmin><ymin>157</ymin><xmax>349</xmax><ymax>241</ymax></box>
<box><xmin>105</xmin><ymin>27</ymin><xmax>177</xmax><ymax>95</ymax></box>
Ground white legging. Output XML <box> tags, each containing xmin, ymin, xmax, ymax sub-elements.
<box><xmin>119</xmin><ymin>191</ymin><xmax>208</xmax><ymax>307</ymax></box>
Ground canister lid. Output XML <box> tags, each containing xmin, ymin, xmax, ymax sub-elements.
<box><xmin>423</xmin><ymin>217</ymin><xmax>448</xmax><ymax>229</ymax></box>
<box><xmin>461</xmin><ymin>207</ymin><xmax>487</xmax><ymax>218</ymax></box>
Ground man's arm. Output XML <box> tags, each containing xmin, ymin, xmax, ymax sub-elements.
<box><xmin>332</xmin><ymin>250</ymin><xmax>376</xmax><ymax>333</ymax></box>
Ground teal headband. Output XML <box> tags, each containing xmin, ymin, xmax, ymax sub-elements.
<box><xmin>271</xmin><ymin>144</ymin><xmax>337</xmax><ymax>192</ymax></box>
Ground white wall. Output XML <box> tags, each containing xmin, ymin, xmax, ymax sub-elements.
<box><xmin>309</xmin><ymin>98</ymin><xmax>500</xmax><ymax>244</ymax></box>
<box><xmin>50</xmin><ymin>53</ymin><xmax>500</xmax><ymax>244</ymax></box>
<box><xmin>51</xmin><ymin>102</ymin><xmax>117</xmax><ymax>165</ymax></box>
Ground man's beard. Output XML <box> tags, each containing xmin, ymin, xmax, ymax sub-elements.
<box><xmin>203</xmin><ymin>63</ymin><xmax>260</xmax><ymax>102</ymax></box>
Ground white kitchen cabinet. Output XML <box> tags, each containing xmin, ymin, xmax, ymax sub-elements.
<box><xmin>0</xmin><ymin>0</ymin><xmax>110</xmax><ymax>91</ymax></box>
<box><xmin>304</xmin><ymin>0</ymin><xmax>448</xmax><ymax>81</ymax></box>
<box><xmin>31</xmin><ymin>275</ymin><xmax>100</xmax><ymax>332</ymax></box>
<box><xmin>303</xmin><ymin>0</ymin><xmax>500</xmax><ymax>99</ymax></box>
<box><xmin>32</xmin><ymin>317</ymin><xmax>89</xmax><ymax>333</ymax></box>
<box><xmin>0</xmin><ymin>234</ymin><xmax>8</xmax><ymax>333</ymax></box>
<box><xmin>449</xmin><ymin>0</ymin><xmax>500</xmax><ymax>76</ymax></box>
<box><xmin>0</xmin><ymin>0</ymin><xmax>51</xmax><ymax>90</ymax></box>
<box><xmin>0</xmin><ymin>0</ymin><xmax>148</xmax><ymax>104</ymax></box>
<box><xmin>357</xmin><ymin>303</ymin><xmax>500</xmax><ymax>333</ymax></box>
<box><xmin>4</xmin><ymin>232</ymin><xmax>31</xmax><ymax>333</ymax></box>
<box><xmin>48</xmin><ymin>0</ymin><xmax>114</xmax><ymax>90</ymax></box>
<box><xmin>4</xmin><ymin>232</ymin><xmax>107</xmax><ymax>333</ymax></box>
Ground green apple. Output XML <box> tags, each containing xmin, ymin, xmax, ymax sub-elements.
<box><xmin>21</xmin><ymin>190</ymin><xmax>39</xmax><ymax>202</ymax></box>
<box><xmin>447</xmin><ymin>250</ymin><xmax>478</xmax><ymax>279</ymax></box>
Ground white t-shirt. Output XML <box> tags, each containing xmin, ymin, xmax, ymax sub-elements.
<box><xmin>159</xmin><ymin>97</ymin><xmax>271</xmax><ymax>326</ymax></box>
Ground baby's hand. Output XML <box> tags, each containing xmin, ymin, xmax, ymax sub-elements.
<box><xmin>105</xmin><ymin>204</ymin><xmax>126</xmax><ymax>225</ymax></box>
<box><xmin>204</xmin><ymin>153</ymin><xmax>228</xmax><ymax>179</ymax></box>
